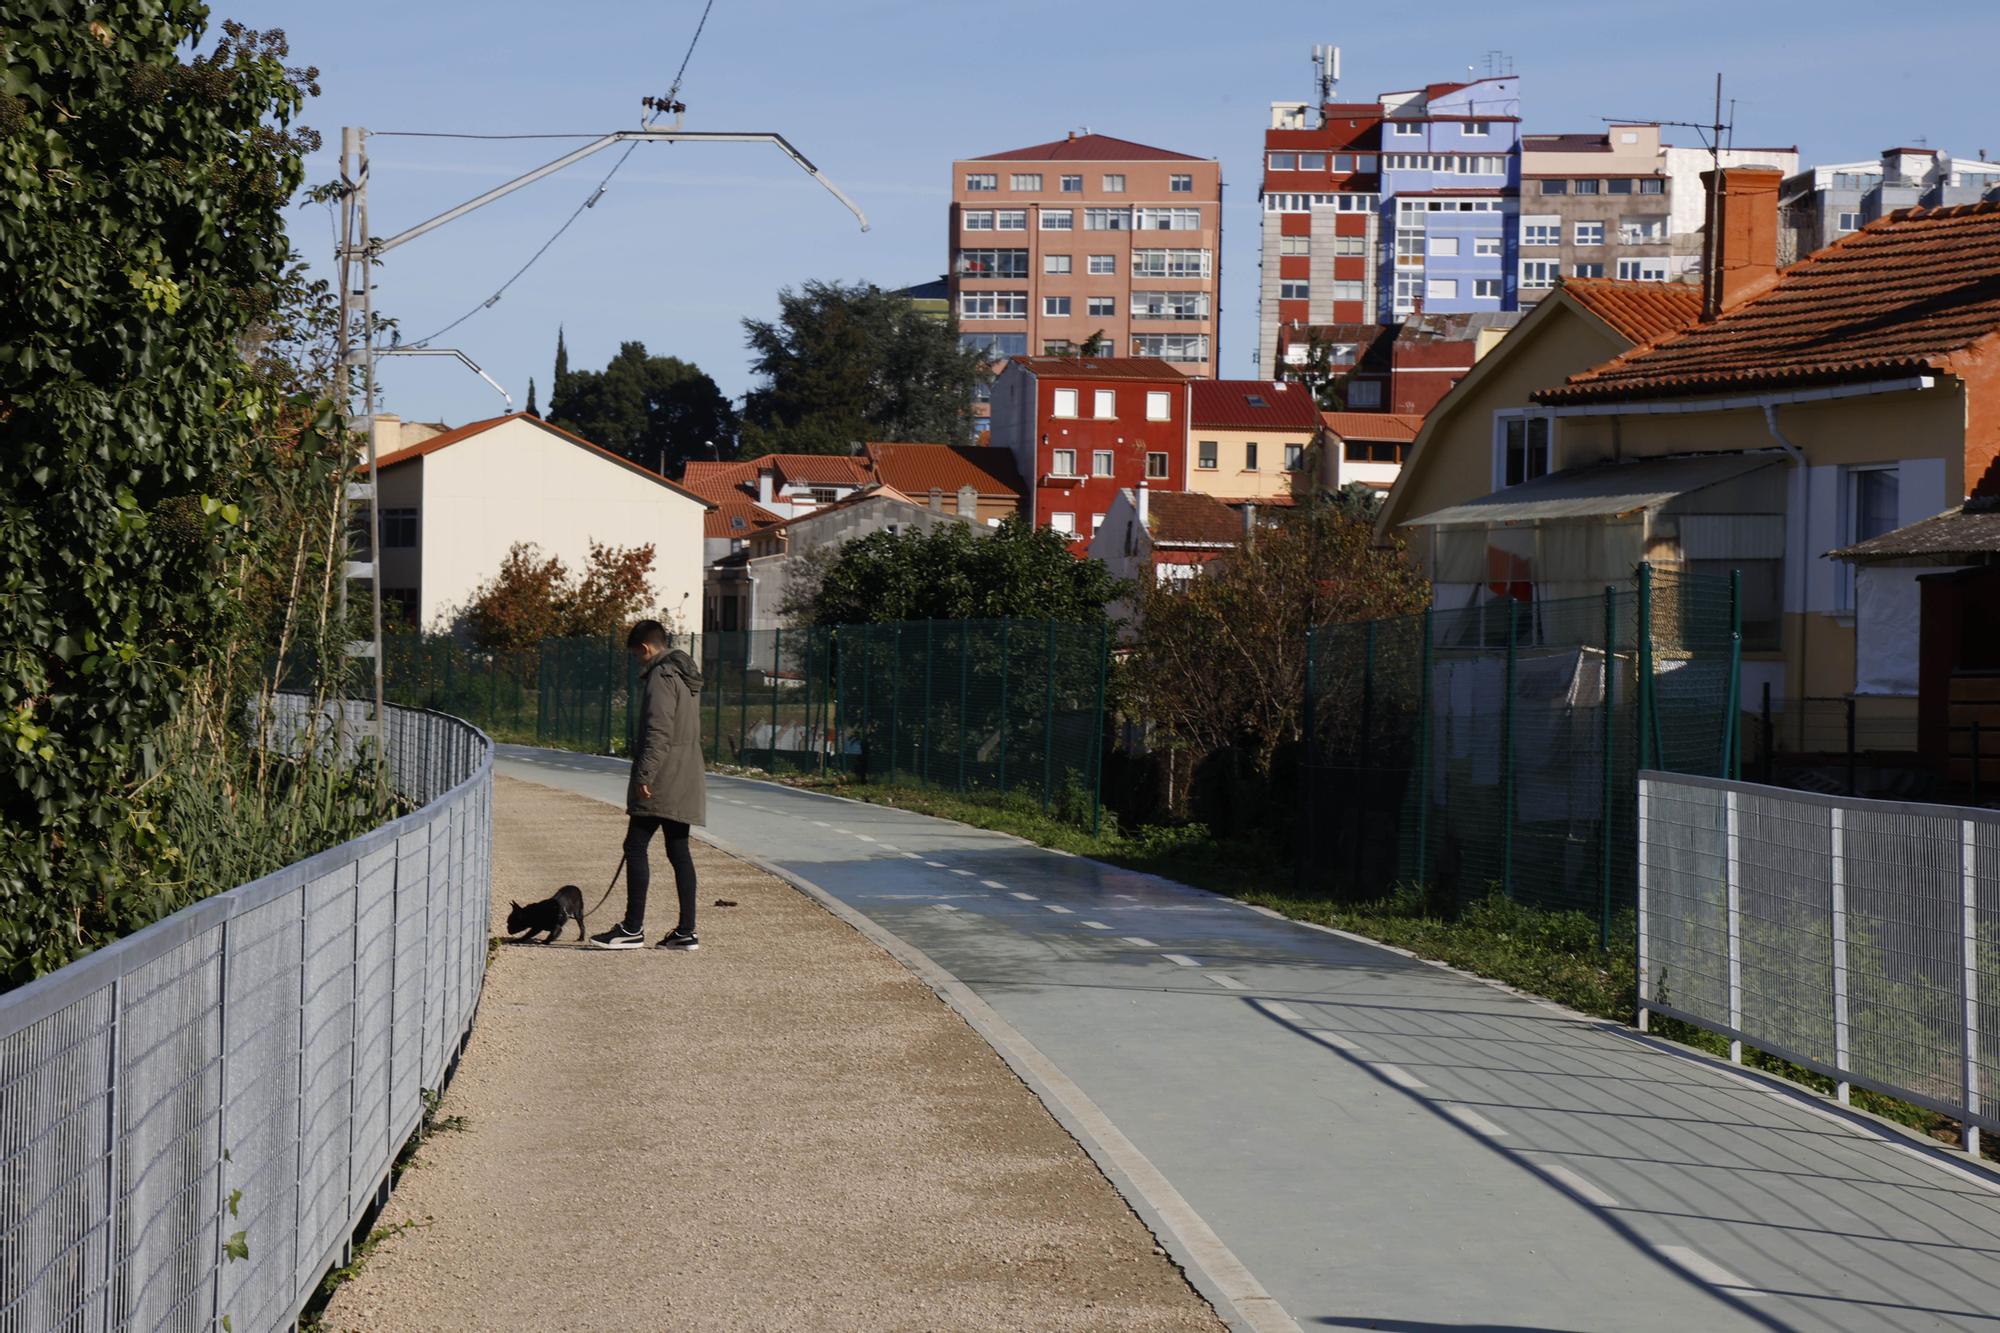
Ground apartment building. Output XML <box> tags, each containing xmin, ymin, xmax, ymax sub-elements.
<box><xmin>1518</xmin><ymin>125</ymin><xmax>1673</xmax><ymax>299</ymax></box>
<box><xmin>950</xmin><ymin>134</ymin><xmax>1221</xmax><ymax>430</ymax></box>
<box><xmin>1258</xmin><ymin>100</ymin><xmax>1384</xmax><ymax>369</ymax></box>
<box><xmin>1780</xmin><ymin>147</ymin><xmax>2000</xmax><ymax>258</ymax></box>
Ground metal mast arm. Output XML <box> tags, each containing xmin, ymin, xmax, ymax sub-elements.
<box><xmin>374</xmin><ymin>346</ymin><xmax>514</xmax><ymax>411</ymax></box>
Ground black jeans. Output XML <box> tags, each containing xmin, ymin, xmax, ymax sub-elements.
<box><xmin>623</xmin><ymin>816</ymin><xmax>696</xmax><ymax>936</ymax></box>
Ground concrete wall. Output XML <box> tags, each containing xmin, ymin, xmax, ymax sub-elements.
<box><xmin>413</xmin><ymin>417</ymin><xmax>706</xmax><ymax>634</ymax></box>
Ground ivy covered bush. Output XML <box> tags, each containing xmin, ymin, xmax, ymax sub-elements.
<box><xmin>0</xmin><ymin>4</ymin><xmax>383</xmax><ymax>984</ymax></box>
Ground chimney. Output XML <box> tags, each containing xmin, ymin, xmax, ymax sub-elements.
<box><xmin>1136</xmin><ymin>480</ymin><xmax>1149</xmax><ymax>525</ymax></box>
<box><xmin>757</xmin><ymin>468</ymin><xmax>775</xmax><ymax>505</ymax></box>
<box><xmin>371</xmin><ymin>413</ymin><xmax>401</xmax><ymax>457</ymax></box>
<box><xmin>928</xmin><ymin>486</ymin><xmax>943</xmax><ymax>513</ymax></box>
<box><xmin>1701</xmin><ymin>165</ymin><xmax>1783</xmax><ymax>321</ymax></box>
<box><xmin>956</xmin><ymin>484</ymin><xmax>978</xmax><ymax>517</ymax></box>
<box><xmin>1241</xmin><ymin>502</ymin><xmax>1257</xmax><ymax>546</ymax></box>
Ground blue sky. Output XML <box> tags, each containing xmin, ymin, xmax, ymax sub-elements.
<box><xmin>230</xmin><ymin>0</ymin><xmax>1994</xmax><ymax>431</ymax></box>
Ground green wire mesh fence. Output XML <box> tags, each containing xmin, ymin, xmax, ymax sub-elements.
<box><xmin>1302</xmin><ymin>565</ymin><xmax>1742</xmax><ymax>941</ymax></box>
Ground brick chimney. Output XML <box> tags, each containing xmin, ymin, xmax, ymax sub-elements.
<box><xmin>1701</xmin><ymin>165</ymin><xmax>1784</xmax><ymax>321</ymax></box>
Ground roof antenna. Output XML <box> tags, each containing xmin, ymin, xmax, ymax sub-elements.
<box><xmin>1312</xmin><ymin>44</ymin><xmax>1339</xmax><ymax>107</ymax></box>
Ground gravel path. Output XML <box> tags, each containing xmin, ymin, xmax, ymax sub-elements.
<box><xmin>317</xmin><ymin>775</ymin><xmax>1225</xmax><ymax>1332</ymax></box>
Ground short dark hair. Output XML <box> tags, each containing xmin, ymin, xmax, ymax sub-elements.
<box><xmin>626</xmin><ymin>620</ymin><xmax>670</xmax><ymax>650</ymax></box>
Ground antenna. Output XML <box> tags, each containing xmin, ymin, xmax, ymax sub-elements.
<box><xmin>1311</xmin><ymin>44</ymin><xmax>1340</xmax><ymax>107</ymax></box>
<box><xmin>1603</xmin><ymin>74</ymin><xmax>1734</xmax><ymax>311</ymax></box>
<box><xmin>1483</xmin><ymin>50</ymin><xmax>1514</xmax><ymax>78</ymax></box>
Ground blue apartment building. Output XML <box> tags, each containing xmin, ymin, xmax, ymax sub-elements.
<box><xmin>1376</xmin><ymin>76</ymin><xmax>1522</xmax><ymax>320</ymax></box>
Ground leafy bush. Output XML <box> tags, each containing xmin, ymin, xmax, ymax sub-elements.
<box><xmin>458</xmin><ymin>540</ymin><xmax>662</xmax><ymax>652</ymax></box>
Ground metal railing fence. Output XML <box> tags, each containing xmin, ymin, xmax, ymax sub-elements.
<box><xmin>0</xmin><ymin>702</ymin><xmax>492</xmax><ymax>1332</ymax></box>
<box><xmin>1303</xmin><ymin>565</ymin><xmax>1742</xmax><ymax>935</ymax></box>
<box><xmin>1638</xmin><ymin>771</ymin><xmax>1998</xmax><ymax>1154</ymax></box>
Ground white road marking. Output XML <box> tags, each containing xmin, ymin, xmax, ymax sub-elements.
<box><xmin>1441</xmin><ymin>1106</ymin><xmax>1507</xmax><ymax>1137</ymax></box>
<box><xmin>933</xmin><ymin>903</ymin><xmax>959</xmax><ymax>913</ymax></box>
<box><xmin>878</xmin><ymin>842</ymin><xmax>899</xmax><ymax>851</ymax></box>
<box><xmin>1654</xmin><ymin>1245</ymin><xmax>1752</xmax><ymax>1290</ymax></box>
<box><xmin>1081</xmin><ymin>921</ymin><xmax>1111</xmax><ymax>930</ymax></box>
<box><xmin>924</xmin><ymin>860</ymin><xmax>948</xmax><ymax>868</ymax></box>
<box><xmin>980</xmin><ymin>879</ymin><xmax>1007</xmax><ymax>890</ymax></box>
<box><xmin>950</xmin><ymin>868</ymin><xmax>976</xmax><ymax>877</ymax></box>
<box><xmin>1045</xmin><ymin>904</ymin><xmax>1074</xmax><ymax>915</ymax></box>
<box><xmin>1262</xmin><ymin>1001</ymin><xmax>1303</xmax><ymax>1024</ymax></box>
<box><xmin>1011</xmin><ymin>892</ymin><xmax>1038</xmax><ymax>902</ymax></box>
<box><xmin>1122</xmin><ymin>936</ymin><xmax>1159</xmax><ymax>949</ymax></box>
<box><xmin>1305</xmin><ymin>1030</ymin><xmax>1361</xmax><ymax>1054</ymax></box>
<box><xmin>1115</xmin><ymin>893</ymin><xmax>1138</xmax><ymax>900</ymax></box>
<box><xmin>1162</xmin><ymin>954</ymin><xmax>1202</xmax><ymax>968</ymax></box>
<box><xmin>833</xmin><ymin>827</ymin><xmax>854</xmax><ymax>835</ymax></box>
<box><xmin>811</xmin><ymin>820</ymin><xmax>829</xmax><ymax>828</ymax></box>
<box><xmin>854</xmin><ymin>834</ymin><xmax>876</xmax><ymax>842</ymax></box>
<box><xmin>901</xmin><ymin>851</ymin><xmax>923</xmax><ymax>859</ymax></box>
<box><xmin>1374</xmin><ymin>1064</ymin><xmax>1428</xmax><ymax>1091</ymax></box>
<box><xmin>1206</xmin><ymin>973</ymin><xmax>1247</xmax><ymax>991</ymax></box>
<box><xmin>1540</xmin><ymin>1163</ymin><xmax>1618</xmax><ymax>1208</ymax></box>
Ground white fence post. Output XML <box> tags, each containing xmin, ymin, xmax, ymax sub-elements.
<box><xmin>1636</xmin><ymin>777</ymin><xmax>1650</xmax><ymax>1033</ymax></box>
<box><xmin>1726</xmin><ymin>789</ymin><xmax>1742</xmax><ymax>1064</ymax></box>
<box><xmin>1963</xmin><ymin>818</ymin><xmax>1982</xmax><ymax>1158</ymax></box>
<box><xmin>1830</xmin><ymin>808</ymin><xmax>1850</xmax><ymax>1106</ymax></box>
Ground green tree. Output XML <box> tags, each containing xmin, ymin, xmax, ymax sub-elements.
<box><xmin>458</xmin><ymin>540</ymin><xmax>662</xmax><ymax>652</ymax></box>
<box><xmin>0</xmin><ymin>7</ymin><xmax>363</xmax><ymax>981</ymax></box>
<box><xmin>553</xmin><ymin>323</ymin><xmax>570</xmax><ymax>399</ymax></box>
<box><xmin>548</xmin><ymin>340</ymin><xmax>737</xmax><ymax>474</ymax></box>
<box><xmin>740</xmin><ymin>279</ymin><xmax>986</xmax><ymax>456</ymax></box>
<box><xmin>791</xmin><ymin>519</ymin><xmax>1120</xmax><ymax>627</ymax></box>
<box><xmin>524</xmin><ymin>376</ymin><xmax>538</xmax><ymax>418</ymax></box>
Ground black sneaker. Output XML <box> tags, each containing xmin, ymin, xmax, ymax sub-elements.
<box><xmin>589</xmin><ymin>923</ymin><xmax>644</xmax><ymax>950</ymax></box>
<box><xmin>657</xmin><ymin>929</ymin><xmax>700</xmax><ymax>951</ymax></box>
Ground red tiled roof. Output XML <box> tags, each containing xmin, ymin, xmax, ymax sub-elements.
<box><xmin>770</xmin><ymin>455</ymin><xmax>872</xmax><ymax>487</ymax></box>
<box><xmin>680</xmin><ymin>458</ymin><xmax>759</xmax><ymax>499</ymax></box>
<box><xmin>1540</xmin><ymin>202</ymin><xmax>2000</xmax><ymax>403</ymax></box>
<box><xmin>705</xmin><ymin>497</ymin><xmax>783</xmax><ymax>540</ymax></box>
<box><xmin>1009</xmin><ymin>355</ymin><xmax>1188</xmax><ymax>381</ymax></box>
<box><xmin>377</xmin><ymin>414</ymin><xmax>712</xmax><ymax>506</ymax></box>
<box><xmin>968</xmin><ymin>133</ymin><xmax>1204</xmax><ymax>163</ymax></box>
<box><xmin>1320</xmin><ymin>411</ymin><xmax>1424</xmax><ymax>442</ymax></box>
<box><xmin>1189</xmin><ymin>380</ymin><xmax>1321</xmax><ymax>431</ymax></box>
<box><xmin>1146</xmin><ymin>491</ymin><xmax>1242</xmax><ymax>547</ymax></box>
<box><xmin>1559</xmin><ymin>278</ymin><xmax>1704</xmax><ymax>345</ymax></box>
<box><xmin>862</xmin><ymin>443</ymin><xmax>1024</xmax><ymax>498</ymax></box>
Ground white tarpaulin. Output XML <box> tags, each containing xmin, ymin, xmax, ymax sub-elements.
<box><xmin>1854</xmin><ymin>566</ymin><xmax>1923</xmax><ymax>696</ymax></box>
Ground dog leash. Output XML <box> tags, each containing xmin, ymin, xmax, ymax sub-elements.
<box><xmin>580</xmin><ymin>849</ymin><xmax>630</xmax><ymax>926</ymax></box>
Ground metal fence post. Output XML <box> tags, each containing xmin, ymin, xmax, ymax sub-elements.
<box><xmin>1727</xmin><ymin>568</ymin><xmax>1742</xmax><ymax>780</ymax></box>
<box><xmin>770</xmin><ymin>627</ymin><xmax>783</xmax><ymax>772</ymax></box>
<box><xmin>889</xmin><ymin>624</ymin><xmax>901</xmax><ymax>784</ymax></box>
<box><xmin>998</xmin><ymin>622</ymin><xmax>1011</xmax><ymax>795</ymax></box>
<box><xmin>1416</xmin><ymin>608</ymin><xmax>1433</xmax><ymax>888</ymax></box>
<box><xmin>1092</xmin><ymin>620</ymin><xmax>1109</xmax><ymax>836</ymax></box>
<box><xmin>709</xmin><ymin>634</ymin><xmax>722</xmax><ymax>764</ymax></box>
<box><xmin>1043</xmin><ymin>619</ymin><xmax>1057</xmax><ymax>812</ymax></box>
<box><xmin>1601</xmin><ymin>585</ymin><xmax>1617</xmax><ymax>950</ymax></box>
<box><xmin>738</xmin><ymin>632</ymin><xmax>749</xmax><ymax>769</ymax></box>
<box><xmin>1762</xmin><ymin>681</ymin><xmax>1774</xmax><ymax>784</ymax></box>
<box><xmin>1637</xmin><ymin>561</ymin><xmax>1654</xmax><ymax>771</ymax></box>
<box><xmin>923</xmin><ymin>619</ymin><xmax>934</xmax><ymax>786</ymax></box>
<box><xmin>860</xmin><ymin>624</ymin><xmax>872</xmax><ymax>780</ymax></box>
<box><xmin>1962</xmin><ymin>817</ymin><xmax>1982</xmax><ymax>1157</ymax></box>
<box><xmin>957</xmin><ymin>625</ymin><xmax>970</xmax><ymax>793</ymax></box>
<box><xmin>802</xmin><ymin>627</ymin><xmax>815</xmax><ymax>776</ymax></box>
<box><xmin>1300</xmin><ymin>625</ymin><xmax>1317</xmax><ymax>897</ymax></box>
<box><xmin>827</xmin><ymin>628</ymin><xmax>838</xmax><ymax>776</ymax></box>
<box><xmin>1726</xmin><ymin>788</ymin><xmax>1742</xmax><ymax>1064</ymax></box>
<box><xmin>1830</xmin><ymin>807</ymin><xmax>1850</xmax><ymax>1105</ymax></box>
<box><xmin>1846</xmin><ymin>695</ymin><xmax>1858</xmax><ymax>798</ymax></box>
<box><xmin>1636</xmin><ymin>776</ymin><xmax>1650</xmax><ymax>1031</ymax></box>
<box><xmin>1502</xmin><ymin>598</ymin><xmax>1517</xmax><ymax>900</ymax></box>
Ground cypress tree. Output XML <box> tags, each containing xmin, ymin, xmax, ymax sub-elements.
<box><xmin>525</xmin><ymin>377</ymin><xmax>538</xmax><ymax>417</ymax></box>
<box><xmin>553</xmin><ymin>325</ymin><xmax>570</xmax><ymax>400</ymax></box>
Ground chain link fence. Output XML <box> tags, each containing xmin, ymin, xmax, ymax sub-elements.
<box><xmin>1303</xmin><ymin>565</ymin><xmax>1742</xmax><ymax>938</ymax></box>
<box><xmin>0</xmin><ymin>702</ymin><xmax>492</xmax><ymax>1333</ymax></box>
<box><xmin>1639</xmin><ymin>771</ymin><xmax>1999</xmax><ymax>1154</ymax></box>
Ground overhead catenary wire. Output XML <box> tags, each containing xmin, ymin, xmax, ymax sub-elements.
<box><xmin>403</xmin><ymin>0</ymin><xmax>721</xmax><ymax>350</ymax></box>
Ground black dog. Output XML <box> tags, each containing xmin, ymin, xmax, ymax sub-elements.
<box><xmin>506</xmin><ymin>885</ymin><xmax>586</xmax><ymax>943</ymax></box>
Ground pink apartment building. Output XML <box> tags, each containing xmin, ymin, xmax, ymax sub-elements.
<box><xmin>950</xmin><ymin>133</ymin><xmax>1222</xmax><ymax>432</ymax></box>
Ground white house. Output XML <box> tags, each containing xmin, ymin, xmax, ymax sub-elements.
<box><xmin>373</xmin><ymin>413</ymin><xmax>713</xmax><ymax>632</ymax></box>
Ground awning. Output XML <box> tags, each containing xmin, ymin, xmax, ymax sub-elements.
<box><xmin>1829</xmin><ymin>503</ymin><xmax>2000</xmax><ymax>565</ymax></box>
<box><xmin>1403</xmin><ymin>452</ymin><xmax>1784</xmax><ymax>527</ymax></box>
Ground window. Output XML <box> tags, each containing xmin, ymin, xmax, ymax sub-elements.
<box><xmin>1346</xmin><ymin>379</ymin><xmax>1383</xmax><ymax>407</ymax></box>
<box><xmin>1045</xmin><ymin>253</ymin><xmax>1072</xmax><ymax>274</ymax></box>
<box><xmin>1573</xmin><ymin>262</ymin><xmax>1604</xmax><ymax>278</ymax></box>
<box><xmin>1427</xmin><ymin>278</ymin><xmax>1457</xmax><ymax>300</ymax></box>
<box><xmin>965</xmin><ymin>173</ymin><xmax>996</xmax><ymax>191</ymax></box>
<box><xmin>1574</xmin><ymin>178</ymin><xmax>1600</xmax><ymax>195</ymax></box>
<box><xmin>963</xmin><ymin>210</ymin><xmax>994</xmax><ymax>230</ymax></box>
<box><xmin>1285</xmin><ymin>443</ymin><xmax>1304</xmax><ymax>471</ymax></box>
<box><xmin>1520</xmin><ymin>259</ymin><xmax>1557</xmax><ymax>289</ymax></box>
<box><xmin>1344</xmin><ymin>439</ymin><xmax>1408</xmax><ymax>463</ymax></box>
<box><xmin>1093</xmin><ymin>449</ymin><xmax>1114</xmax><ymax>476</ymax></box>
<box><xmin>1010</xmin><ymin>173</ymin><xmax>1043</xmax><ymax>191</ymax></box>
<box><xmin>1052</xmin><ymin>449</ymin><xmax>1077</xmax><ymax>477</ymax></box>
<box><xmin>1086</xmin><ymin>389</ymin><xmax>1112</xmax><ymax>419</ymax></box>
<box><xmin>1085</xmin><ymin>208</ymin><xmax>1132</xmax><ymax>230</ymax></box>
<box><xmin>1640</xmin><ymin>178</ymin><xmax>1664</xmax><ymax>194</ymax></box>
<box><xmin>1618</xmin><ymin>216</ymin><xmax>1667</xmax><ymax>244</ymax></box>
<box><xmin>1102</xmin><ymin>174</ymin><xmax>1126</xmax><ymax>192</ymax></box>
<box><xmin>379</xmin><ymin>508</ymin><xmax>418</xmax><ymax>548</ymax></box>
<box><xmin>1474</xmin><ymin>236</ymin><xmax>1501</xmax><ymax>257</ymax></box>
<box><xmin>1050</xmin><ymin>512</ymin><xmax>1076</xmax><ymax>535</ymax></box>
<box><xmin>1539</xmin><ymin>179</ymin><xmax>1568</xmax><ymax>195</ymax></box>
<box><xmin>1498</xmin><ymin>412</ymin><xmax>1552</xmax><ymax>487</ymax></box>
<box><xmin>959</xmin><ymin>331</ymin><xmax>1026</xmax><ymax>363</ymax></box>
<box><xmin>1837</xmin><ymin>210</ymin><xmax>1861</xmax><ymax>232</ymax></box>
<box><xmin>1391</xmin><ymin>121</ymin><xmax>1422</xmax><ymax>136</ymax></box>
<box><xmin>1146</xmin><ymin>390</ymin><xmax>1171</xmax><ymax>420</ymax></box>
<box><xmin>1298</xmin><ymin>153</ymin><xmax>1327</xmax><ymax>171</ymax></box>
<box><xmin>1523</xmin><ymin>220</ymin><xmax>1559</xmax><ymax>246</ymax></box>
<box><xmin>1135</xmin><ymin>207</ymin><xmax>1202</xmax><ymax>230</ymax></box>
<box><xmin>1269</xmin><ymin>152</ymin><xmax>1297</xmax><ymax>170</ymax></box>
<box><xmin>1088</xmin><ymin>253</ymin><xmax>1116</xmax><ymax>275</ymax></box>
<box><xmin>1087</xmin><ymin>296</ymin><xmax>1115</xmax><ymax>317</ymax></box>
<box><xmin>1430</xmin><ymin>235</ymin><xmax>1460</xmax><ymax>257</ymax></box>
<box><xmin>1616</xmin><ymin>258</ymin><xmax>1668</xmax><ymax>281</ymax></box>
<box><xmin>1333</xmin><ymin>153</ymin><xmax>1354</xmax><ymax>172</ymax></box>
<box><xmin>1331</xmin><ymin>279</ymin><xmax>1364</xmax><ymax>301</ymax></box>
<box><xmin>1053</xmin><ymin>388</ymin><xmax>1078</xmax><ymax>417</ymax></box>
<box><xmin>1041</xmin><ymin>209</ymin><xmax>1074</xmax><ymax>230</ymax></box>
<box><xmin>1280</xmin><ymin>280</ymin><xmax>1310</xmax><ymax>300</ymax></box>
<box><xmin>1044</xmin><ymin>296</ymin><xmax>1071</xmax><ymax>316</ymax></box>
<box><xmin>958</xmin><ymin>248</ymin><xmax>1029</xmax><ymax>277</ymax></box>
<box><xmin>1244</xmin><ymin>442</ymin><xmax>1259</xmax><ymax>471</ymax></box>
<box><xmin>1132</xmin><ymin>248</ymin><xmax>1211</xmax><ymax>277</ymax></box>
<box><xmin>1356</xmin><ymin>154</ymin><xmax>1378</xmax><ymax>172</ymax></box>
<box><xmin>1146</xmin><ymin>452</ymin><xmax>1170</xmax><ymax>479</ymax></box>
<box><xmin>996</xmin><ymin>209</ymin><xmax>1027</xmax><ymax>230</ymax></box>
<box><xmin>1574</xmin><ymin>220</ymin><xmax>1604</xmax><ymax>246</ymax></box>
<box><xmin>1333</xmin><ymin>234</ymin><xmax>1365</xmax><ymax>255</ymax></box>
<box><xmin>1198</xmin><ymin>440</ymin><xmax>1218</xmax><ymax>469</ymax></box>
<box><xmin>1170</xmin><ymin>173</ymin><xmax>1194</xmax><ymax>192</ymax></box>
<box><xmin>1129</xmin><ymin>289</ymin><xmax>1208</xmax><ymax>320</ymax></box>
<box><xmin>1844</xmin><ymin>466</ymin><xmax>1900</xmax><ymax>605</ymax></box>
<box><xmin>1060</xmin><ymin>174</ymin><xmax>1083</xmax><ymax>193</ymax></box>
<box><xmin>1042</xmin><ymin>340</ymin><xmax>1076</xmax><ymax>356</ymax></box>
<box><xmin>960</xmin><ymin>290</ymin><xmax>1027</xmax><ymax>319</ymax></box>
<box><xmin>1607</xmin><ymin>178</ymin><xmax>1634</xmax><ymax>195</ymax></box>
<box><xmin>1464</xmin><ymin>120</ymin><xmax>1489</xmax><ymax>136</ymax></box>
<box><xmin>1280</xmin><ymin>234</ymin><xmax>1310</xmax><ymax>256</ymax></box>
<box><xmin>1475</xmin><ymin>278</ymin><xmax>1502</xmax><ymax>298</ymax></box>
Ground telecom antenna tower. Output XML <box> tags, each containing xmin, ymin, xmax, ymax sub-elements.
<box><xmin>1312</xmin><ymin>44</ymin><xmax>1340</xmax><ymax>113</ymax></box>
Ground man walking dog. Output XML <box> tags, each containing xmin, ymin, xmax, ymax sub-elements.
<box><xmin>591</xmin><ymin>620</ymin><xmax>705</xmax><ymax>950</ymax></box>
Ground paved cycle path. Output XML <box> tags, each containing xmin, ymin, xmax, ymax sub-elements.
<box><xmin>500</xmin><ymin>746</ymin><xmax>2000</xmax><ymax>1333</ymax></box>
